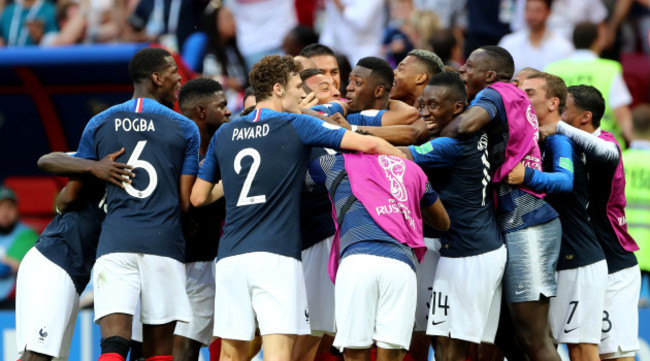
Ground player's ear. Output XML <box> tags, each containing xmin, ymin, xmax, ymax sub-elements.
<box><xmin>273</xmin><ymin>83</ymin><xmax>285</xmax><ymax>97</ymax></box>
<box><xmin>152</xmin><ymin>72</ymin><xmax>163</xmax><ymax>87</ymax></box>
<box><xmin>453</xmin><ymin>101</ymin><xmax>464</xmax><ymax>115</ymax></box>
<box><xmin>374</xmin><ymin>85</ymin><xmax>386</xmax><ymax>99</ymax></box>
<box><xmin>195</xmin><ymin>104</ymin><xmax>206</xmax><ymax>120</ymax></box>
<box><xmin>485</xmin><ymin>70</ymin><xmax>497</xmax><ymax>83</ymax></box>
<box><xmin>415</xmin><ymin>73</ymin><xmax>428</xmax><ymax>86</ymax></box>
<box><xmin>549</xmin><ymin>97</ymin><xmax>560</xmax><ymax>113</ymax></box>
<box><xmin>582</xmin><ymin>111</ymin><xmax>593</xmax><ymax>126</ymax></box>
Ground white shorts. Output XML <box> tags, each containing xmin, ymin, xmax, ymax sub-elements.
<box><xmin>333</xmin><ymin>254</ymin><xmax>417</xmax><ymax>351</ymax></box>
<box><xmin>301</xmin><ymin>236</ymin><xmax>335</xmax><ymax>335</ymax></box>
<box><xmin>174</xmin><ymin>261</ymin><xmax>216</xmax><ymax>346</ymax></box>
<box><xmin>93</xmin><ymin>253</ymin><xmax>192</xmax><ymax>325</ymax></box>
<box><xmin>414</xmin><ymin>238</ymin><xmax>441</xmax><ymax>332</ymax></box>
<box><xmin>599</xmin><ymin>265</ymin><xmax>641</xmax><ymax>358</ymax></box>
<box><xmin>549</xmin><ymin>260</ymin><xmax>608</xmax><ymax>345</ymax></box>
<box><xmin>426</xmin><ymin>245</ymin><xmax>507</xmax><ymax>344</ymax></box>
<box><xmin>16</xmin><ymin>248</ymin><xmax>79</xmax><ymax>360</ymax></box>
<box><xmin>213</xmin><ymin>252</ymin><xmax>310</xmax><ymax>340</ymax></box>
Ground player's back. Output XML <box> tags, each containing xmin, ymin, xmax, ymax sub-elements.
<box><xmin>204</xmin><ymin>108</ymin><xmax>345</xmax><ymax>261</ymax></box>
<box><xmin>76</xmin><ymin>97</ymin><xmax>200</xmax><ymax>262</ymax></box>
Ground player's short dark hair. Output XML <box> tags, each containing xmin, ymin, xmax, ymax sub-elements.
<box><xmin>244</xmin><ymin>86</ymin><xmax>255</xmax><ymax>101</ymax></box>
<box><xmin>568</xmin><ymin>85</ymin><xmax>605</xmax><ymax>128</ymax></box>
<box><xmin>573</xmin><ymin>22</ymin><xmax>599</xmax><ymax>50</ymax></box>
<box><xmin>300</xmin><ymin>67</ymin><xmax>324</xmax><ymax>82</ymax></box>
<box><xmin>527</xmin><ymin>0</ymin><xmax>553</xmax><ymax>10</ymax></box>
<box><xmin>428</xmin><ymin>71</ymin><xmax>466</xmax><ymax>104</ymax></box>
<box><xmin>407</xmin><ymin>49</ymin><xmax>445</xmax><ymax>78</ymax></box>
<box><xmin>128</xmin><ymin>47</ymin><xmax>172</xmax><ymax>83</ymax></box>
<box><xmin>249</xmin><ymin>55</ymin><xmax>302</xmax><ymax>101</ymax></box>
<box><xmin>178</xmin><ymin>78</ymin><xmax>223</xmax><ymax>111</ymax></box>
<box><xmin>356</xmin><ymin>56</ymin><xmax>394</xmax><ymax>92</ymax></box>
<box><xmin>478</xmin><ymin>45</ymin><xmax>515</xmax><ymax>82</ymax></box>
<box><xmin>527</xmin><ymin>72</ymin><xmax>567</xmax><ymax>113</ymax></box>
<box><xmin>632</xmin><ymin>104</ymin><xmax>650</xmax><ymax>134</ymax></box>
<box><xmin>300</xmin><ymin>43</ymin><xmax>335</xmax><ymax>58</ymax></box>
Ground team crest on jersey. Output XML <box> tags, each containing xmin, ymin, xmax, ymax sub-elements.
<box><xmin>38</xmin><ymin>327</ymin><xmax>48</xmax><ymax>343</ymax></box>
<box><xmin>378</xmin><ymin>155</ymin><xmax>408</xmax><ymax>202</ymax></box>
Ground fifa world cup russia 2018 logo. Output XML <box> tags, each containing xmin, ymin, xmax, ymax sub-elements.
<box><xmin>526</xmin><ymin>104</ymin><xmax>540</xmax><ymax>142</ymax></box>
<box><xmin>378</xmin><ymin>155</ymin><xmax>408</xmax><ymax>202</ymax></box>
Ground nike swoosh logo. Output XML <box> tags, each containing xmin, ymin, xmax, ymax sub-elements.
<box><xmin>601</xmin><ymin>336</ymin><xmax>610</xmax><ymax>342</ymax></box>
<box><xmin>564</xmin><ymin>327</ymin><xmax>578</xmax><ymax>333</ymax></box>
<box><xmin>515</xmin><ymin>290</ymin><xmax>526</xmax><ymax>295</ymax></box>
<box><xmin>431</xmin><ymin>320</ymin><xmax>445</xmax><ymax>325</ymax></box>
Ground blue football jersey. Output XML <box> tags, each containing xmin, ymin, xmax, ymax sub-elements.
<box><xmin>199</xmin><ymin>108</ymin><xmax>346</xmax><ymax>261</ymax></box>
<box><xmin>76</xmin><ymin>97</ymin><xmax>200</xmax><ymax>262</ymax></box>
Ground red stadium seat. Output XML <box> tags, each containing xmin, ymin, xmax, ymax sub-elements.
<box><xmin>2</xmin><ymin>176</ymin><xmax>64</xmax><ymax>233</ymax></box>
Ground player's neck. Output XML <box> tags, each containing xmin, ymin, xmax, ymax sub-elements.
<box><xmin>132</xmin><ymin>86</ymin><xmax>162</xmax><ymax>105</ymax></box>
<box><xmin>373</xmin><ymin>98</ymin><xmax>390</xmax><ymax>110</ymax></box>
<box><xmin>255</xmin><ymin>98</ymin><xmax>283</xmax><ymax>113</ymax></box>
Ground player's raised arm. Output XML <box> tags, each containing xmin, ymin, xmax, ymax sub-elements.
<box><xmin>37</xmin><ymin>149</ymin><xmax>134</xmax><ymax>188</ymax></box>
<box><xmin>339</xmin><ymin>131</ymin><xmax>406</xmax><ymax>158</ymax></box>
<box><xmin>439</xmin><ymin>106</ymin><xmax>491</xmax><ymax>138</ymax></box>
<box><xmin>421</xmin><ymin>198</ymin><xmax>450</xmax><ymax>231</ymax></box>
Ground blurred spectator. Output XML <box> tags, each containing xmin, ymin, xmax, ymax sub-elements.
<box><xmin>0</xmin><ymin>0</ymin><xmax>57</xmax><ymax>46</ymax></box>
<box><xmin>413</xmin><ymin>0</ymin><xmax>466</xmax><ymax>29</ymax></box>
<box><xmin>407</xmin><ymin>10</ymin><xmax>440</xmax><ymax>50</ymax></box>
<box><xmin>546</xmin><ymin>22</ymin><xmax>634</xmax><ymax>147</ymax></box>
<box><xmin>0</xmin><ymin>186</ymin><xmax>38</xmax><ymax>309</ymax></box>
<box><xmin>383</xmin><ymin>0</ymin><xmax>415</xmax><ymax>67</ymax></box>
<box><xmin>498</xmin><ymin>0</ymin><xmax>573</xmax><ymax>75</ymax></box>
<box><xmin>224</xmin><ymin>0</ymin><xmax>297</xmax><ymax>70</ymax></box>
<box><xmin>201</xmin><ymin>4</ymin><xmax>248</xmax><ymax>115</ymax></box>
<box><xmin>319</xmin><ymin>0</ymin><xmax>386</xmax><ymax>66</ymax></box>
<box><xmin>463</xmin><ymin>0</ymin><xmax>511</xmax><ymax>58</ymax></box>
<box><xmin>511</xmin><ymin>0</ymin><xmax>608</xmax><ymax>40</ymax></box>
<box><xmin>429</xmin><ymin>28</ymin><xmax>463</xmax><ymax>69</ymax></box>
<box><xmin>623</xmin><ymin>104</ymin><xmax>650</xmax><ymax>307</ymax></box>
<box><xmin>282</xmin><ymin>25</ymin><xmax>318</xmax><ymax>56</ymax></box>
<box><xmin>127</xmin><ymin>0</ymin><xmax>205</xmax><ymax>54</ymax></box>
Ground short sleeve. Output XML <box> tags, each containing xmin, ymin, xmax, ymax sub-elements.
<box><xmin>307</xmin><ymin>154</ymin><xmax>336</xmax><ymax>187</ymax></box>
<box><xmin>470</xmin><ymin>88</ymin><xmax>501</xmax><ymax>123</ymax></box>
<box><xmin>76</xmin><ymin>116</ymin><xmax>103</xmax><ymax>160</ymax></box>
<box><xmin>292</xmin><ymin>114</ymin><xmax>347</xmax><ymax>149</ymax></box>
<box><xmin>181</xmin><ymin>120</ymin><xmax>201</xmax><ymax>175</ymax></box>
<box><xmin>197</xmin><ymin>132</ymin><xmax>221</xmax><ymax>183</ymax></box>
<box><xmin>409</xmin><ymin>137</ymin><xmax>462</xmax><ymax>168</ymax></box>
<box><xmin>608</xmin><ymin>72</ymin><xmax>632</xmax><ymax>109</ymax></box>
<box><xmin>347</xmin><ymin>109</ymin><xmax>386</xmax><ymax>126</ymax></box>
<box><xmin>311</xmin><ymin>102</ymin><xmax>345</xmax><ymax>116</ymax></box>
<box><xmin>420</xmin><ymin>181</ymin><xmax>439</xmax><ymax>207</ymax></box>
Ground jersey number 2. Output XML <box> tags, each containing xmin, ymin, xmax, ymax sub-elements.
<box><xmin>234</xmin><ymin>148</ymin><xmax>266</xmax><ymax>206</ymax></box>
<box><xmin>123</xmin><ymin>140</ymin><xmax>157</xmax><ymax>199</ymax></box>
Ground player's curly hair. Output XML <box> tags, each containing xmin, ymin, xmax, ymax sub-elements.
<box><xmin>249</xmin><ymin>55</ymin><xmax>302</xmax><ymax>101</ymax></box>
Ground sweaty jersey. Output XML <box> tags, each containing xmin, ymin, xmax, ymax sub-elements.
<box><xmin>198</xmin><ymin>108</ymin><xmax>346</xmax><ymax>261</ymax></box>
<box><xmin>35</xmin><ymin>188</ymin><xmax>106</xmax><ymax>294</ymax></box>
<box><xmin>523</xmin><ymin>134</ymin><xmax>605</xmax><ymax>270</ymax></box>
<box><xmin>410</xmin><ymin>133</ymin><xmax>504</xmax><ymax>257</ymax></box>
<box><xmin>311</xmin><ymin>102</ymin><xmax>385</xmax><ymax>126</ymax></box>
<box><xmin>555</xmin><ymin>123</ymin><xmax>638</xmax><ymax>273</ymax></box>
<box><xmin>76</xmin><ymin>97</ymin><xmax>200</xmax><ymax>262</ymax></box>
<box><xmin>471</xmin><ymin>87</ymin><xmax>558</xmax><ymax>233</ymax></box>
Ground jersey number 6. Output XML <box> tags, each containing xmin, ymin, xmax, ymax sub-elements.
<box><xmin>122</xmin><ymin>140</ymin><xmax>158</xmax><ymax>199</ymax></box>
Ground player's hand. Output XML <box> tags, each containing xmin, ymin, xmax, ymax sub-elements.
<box><xmin>539</xmin><ymin>121</ymin><xmax>559</xmax><ymax>141</ymax></box>
<box><xmin>330</xmin><ymin>113</ymin><xmax>351</xmax><ymax>130</ymax></box>
<box><xmin>299</xmin><ymin>92</ymin><xmax>319</xmax><ymax>109</ymax></box>
<box><xmin>505</xmin><ymin>162</ymin><xmax>525</xmax><ymax>185</ymax></box>
<box><xmin>90</xmin><ymin>148</ymin><xmax>135</xmax><ymax>188</ymax></box>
